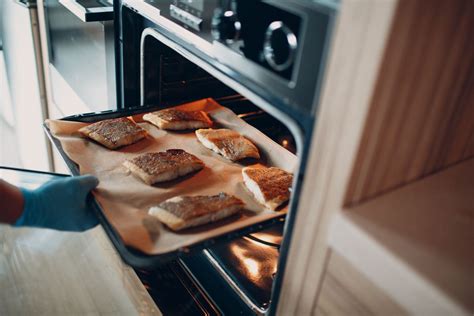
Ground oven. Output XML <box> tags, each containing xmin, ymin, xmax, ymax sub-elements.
<box><xmin>42</xmin><ymin>0</ymin><xmax>116</xmax><ymax>115</ymax></box>
<box><xmin>115</xmin><ymin>1</ymin><xmax>337</xmax><ymax>314</ymax></box>
<box><xmin>46</xmin><ymin>0</ymin><xmax>338</xmax><ymax>314</ymax></box>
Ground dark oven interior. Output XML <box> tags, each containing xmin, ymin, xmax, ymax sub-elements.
<box><xmin>142</xmin><ymin>36</ymin><xmax>297</xmax><ymax>155</ymax></box>
<box><xmin>119</xmin><ymin>5</ymin><xmax>304</xmax><ymax>315</ymax></box>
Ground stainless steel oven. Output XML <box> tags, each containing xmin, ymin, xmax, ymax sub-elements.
<box><xmin>42</xmin><ymin>0</ymin><xmax>116</xmax><ymax>115</ymax></box>
<box><xmin>46</xmin><ymin>0</ymin><xmax>338</xmax><ymax>314</ymax></box>
<box><xmin>114</xmin><ymin>1</ymin><xmax>338</xmax><ymax>314</ymax></box>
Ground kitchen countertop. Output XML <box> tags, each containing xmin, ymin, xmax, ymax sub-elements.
<box><xmin>0</xmin><ymin>167</ymin><xmax>160</xmax><ymax>315</ymax></box>
<box><xmin>0</xmin><ymin>224</ymin><xmax>161</xmax><ymax>315</ymax></box>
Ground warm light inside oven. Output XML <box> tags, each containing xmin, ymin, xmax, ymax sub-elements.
<box><xmin>230</xmin><ymin>240</ymin><xmax>278</xmax><ymax>285</ymax></box>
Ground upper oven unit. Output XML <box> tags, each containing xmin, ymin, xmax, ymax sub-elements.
<box><xmin>43</xmin><ymin>0</ymin><xmax>116</xmax><ymax>115</ymax></box>
<box><xmin>118</xmin><ymin>0</ymin><xmax>336</xmax><ymax>121</ymax></box>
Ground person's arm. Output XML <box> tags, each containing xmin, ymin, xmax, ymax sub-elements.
<box><xmin>0</xmin><ymin>179</ymin><xmax>25</xmax><ymax>224</ymax></box>
<box><xmin>1</xmin><ymin>175</ymin><xmax>99</xmax><ymax>231</ymax></box>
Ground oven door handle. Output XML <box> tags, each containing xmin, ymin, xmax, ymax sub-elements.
<box><xmin>58</xmin><ymin>0</ymin><xmax>114</xmax><ymax>22</ymax></box>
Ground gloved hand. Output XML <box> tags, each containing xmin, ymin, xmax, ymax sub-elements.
<box><xmin>15</xmin><ymin>175</ymin><xmax>99</xmax><ymax>232</ymax></box>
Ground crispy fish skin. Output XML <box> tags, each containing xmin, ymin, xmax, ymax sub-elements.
<box><xmin>148</xmin><ymin>193</ymin><xmax>244</xmax><ymax>231</ymax></box>
<box><xmin>79</xmin><ymin>117</ymin><xmax>147</xmax><ymax>150</ymax></box>
<box><xmin>242</xmin><ymin>167</ymin><xmax>293</xmax><ymax>210</ymax></box>
<box><xmin>123</xmin><ymin>149</ymin><xmax>204</xmax><ymax>185</ymax></box>
<box><xmin>143</xmin><ymin>109</ymin><xmax>212</xmax><ymax>130</ymax></box>
<box><xmin>195</xmin><ymin>128</ymin><xmax>260</xmax><ymax>161</ymax></box>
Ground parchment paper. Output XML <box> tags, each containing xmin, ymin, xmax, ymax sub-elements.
<box><xmin>46</xmin><ymin>98</ymin><xmax>297</xmax><ymax>255</ymax></box>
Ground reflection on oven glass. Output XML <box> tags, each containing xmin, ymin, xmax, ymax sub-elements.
<box><xmin>243</xmin><ymin>258</ymin><xmax>259</xmax><ymax>278</ymax></box>
<box><xmin>230</xmin><ymin>240</ymin><xmax>278</xmax><ymax>287</ymax></box>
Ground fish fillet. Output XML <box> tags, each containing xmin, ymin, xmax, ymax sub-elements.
<box><xmin>242</xmin><ymin>167</ymin><xmax>293</xmax><ymax>210</ymax></box>
<box><xmin>124</xmin><ymin>149</ymin><xmax>204</xmax><ymax>185</ymax></box>
<box><xmin>195</xmin><ymin>128</ymin><xmax>260</xmax><ymax>161</ymax></box>
<box><xmin>143</xmin><ymin>109</ymin><xmax>212</xmax><ymax>130</ymax></box>
<box><xmin>149</xmin><ymin>193</ymin><xmax>244</xmax><ymax>231</ymax></box>
<box><xmin>79</xmin><ymin>117</ymin><xmax>147</xmax><ymax>150</ymax></box>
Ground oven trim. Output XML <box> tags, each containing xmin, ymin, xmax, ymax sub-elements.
<box><xmin>118</xmin><ymin>1</ymin><xmax>337</xmax><ymax>312</ymax></box>
<box><xmin>139</xmin><ymin>26</ymin><xmax>311</xmax><ymax>315</ymax></box>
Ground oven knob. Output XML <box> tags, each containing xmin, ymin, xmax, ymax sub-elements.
<box><xmin>211</xmin><ymin>10</ymin><xmax>241</xmax><ymax>44</ymax></box>
<box><xmin>263</xmin><ymin>21</ymin><xmax>298</xmax><ymax>72</ymax></box>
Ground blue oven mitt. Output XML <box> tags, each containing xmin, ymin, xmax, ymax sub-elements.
<box><xmin>15</xmin><ymin>175</ymin><xmax>99</xmax><ymax>232</ymax></box>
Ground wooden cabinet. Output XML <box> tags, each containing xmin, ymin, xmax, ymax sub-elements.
<box><xmin>276</xmin><ymin>0</ymin><xmax>474</xmax><ymax>314</ymax></box>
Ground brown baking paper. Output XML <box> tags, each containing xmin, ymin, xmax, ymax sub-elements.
<box><xmin>46</xmin><ymin>98</ymin><xmax>297</xmax><ymax>255</ymax></box>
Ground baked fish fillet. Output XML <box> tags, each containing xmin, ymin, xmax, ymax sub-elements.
<box><xmin>124</xmin><ymin>149</ymin><xmax>204</xmax><ymax>185</ymax></box>
<box><xmin>242</xmin><ymin>167</ymin><xmax>293</xmax><ymax>210</ymax></box>
<box><xmin>143</xmin><ymin>108</ymin><xmax>212</xmax><ymax>130</ymax></box>
<box><xmin>195</xmin><ymin>128</ymin><xmax>260</xmax><ymax>161</ymax></box>
<box><xmin>149</xmin><ymin>192</ymin><xmax>244</xmax><ymax>231</ymax></box>
<box><xmin>79</xmin><ymin>117</ymin><xmax>147</xmax><ymax>150</ymax></box>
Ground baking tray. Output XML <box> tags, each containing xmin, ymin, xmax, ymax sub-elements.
<box><xmin>44</xmin><ymin>102</ymin><xmax>291</xmax><ymax>269</ymax></box>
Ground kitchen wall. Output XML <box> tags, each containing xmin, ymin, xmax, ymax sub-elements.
<box><xmin>0</xmin><ymin>0</ymin><xmax>51</xmax><ymax>171</ymax></box>
<box><xmin>0</xmin><ymin>0</ymin><xmax>3</xmax><ymax>48</ymax></box>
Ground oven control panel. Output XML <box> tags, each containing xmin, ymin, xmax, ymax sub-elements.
<box><xmin>128</xmin><ymin>0</ymin><xmax>336</xmax><ymax>114</ymax></box>
<box><xmin>169</xmin><ymin>4</ymin><xmax>203</xmax><ymax>31</ymax></box>
<box><xmin>159</xmin><ymin>0</ymin><xmax>302</xmax><ymax>82</ymax></box>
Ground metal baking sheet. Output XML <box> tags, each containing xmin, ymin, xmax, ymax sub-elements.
<box><xmin>44</xmin><ymin>98</ymin><xmax>296</xmax><ymax>268</ymax></box>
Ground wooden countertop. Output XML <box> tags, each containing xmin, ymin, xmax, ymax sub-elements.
<box><xmin>0</xmin><ymin>225</ymin><xmax>161</xmax><ymax>315</ymax></box>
